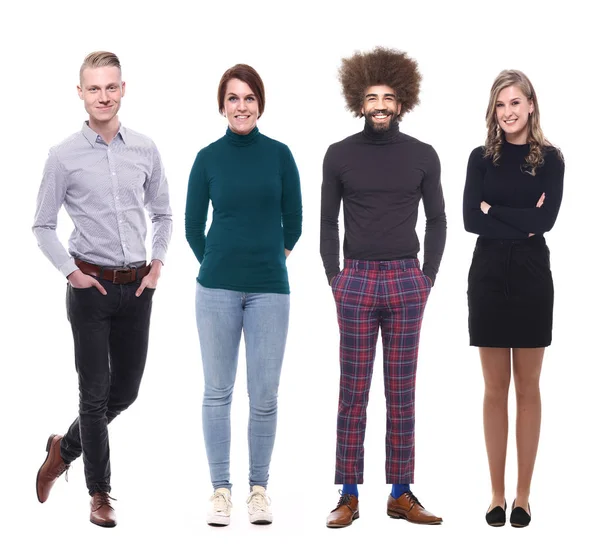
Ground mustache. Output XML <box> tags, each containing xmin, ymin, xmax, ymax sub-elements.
<box><xmin>368</xmin><ymin>109</ymin><xmax>395</xmax><ymax>117</ymax></box>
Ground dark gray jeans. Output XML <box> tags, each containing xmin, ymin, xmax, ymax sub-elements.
<box><xmin>60</xmin><ymin>280</ymin><xmax>154</xmax><ymax>494</ymax></box>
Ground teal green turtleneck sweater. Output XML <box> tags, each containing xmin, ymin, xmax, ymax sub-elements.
<box><xmin>185</xmin><ymin>127</ymin><xmax>302</xmax><ymax>294</ymax></box>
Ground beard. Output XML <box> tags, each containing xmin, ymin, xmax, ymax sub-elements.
<box><xmin>364</xmin><ymin>109</ymin><xmax>398</xmax><ymax>133</ymax></box>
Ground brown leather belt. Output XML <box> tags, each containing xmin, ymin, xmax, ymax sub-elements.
<box><xmin>75</xmin><ymin>259</ymin><xmax>150</xmax><ymax>284</ymax></box>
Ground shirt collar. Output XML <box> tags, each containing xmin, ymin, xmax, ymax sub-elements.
<box><xmin>81</xmin><ymin>121</ymin><xmax>127</xmax><ymax>147</ymax></box>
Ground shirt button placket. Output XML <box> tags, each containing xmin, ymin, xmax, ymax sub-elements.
<box><xmin>109</xmin><ymin>148</ymin><xmax>127</xmax><ymax>264</ymax></box>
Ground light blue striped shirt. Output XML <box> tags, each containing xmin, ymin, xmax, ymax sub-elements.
<box><xmin>33</xmin><ymin>122</ymin><xmax>172</xmax><ymax>277</ymax></box>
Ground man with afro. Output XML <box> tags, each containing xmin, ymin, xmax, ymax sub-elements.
<box><xmin>320</xmin><ymin>47</ymin><xmax>446</xmax><ymax>528</ymax></box>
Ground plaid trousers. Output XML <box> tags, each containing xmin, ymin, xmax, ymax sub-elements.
<box><xmin>331</xmin><ymin>258</ymin><xmax>431</xmax><ymax>484</ymax></box>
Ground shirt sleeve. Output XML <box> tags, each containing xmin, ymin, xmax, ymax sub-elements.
<box><xmin>319</xmin><ymin>145</ymin><xmax>343</xmax><ymax>284</ymax></box>
<box><xmin>145</xmin><ymin>142</ymin><xmax>173</xmax><ymax>264</ymax></box>
<box><xmin>463</xmin><ymin>147</ymin><xmax>529</xmax><ymax>239</ymax></box>
<box><xmin>185</xmin><ymin>150</ymin><xmax>210</xmax><ymax>264</ymax></box>
<box><xmin>281</xmin><ymin>145</ymin><xmax>302</xmax><ymax>251</ymax></box>
<box><xmin>488</xmin><ymin>149</ymin><xmax>565</xmax><ymax>234</ymax></box>
<box><xmin>421</xmin><ymin>145</ymin><xmax>447</xmax><ymax>285</ymax></box>
<box><xmin>32</xmin><ymin>149</ymin><xmax>78</xmax><ymax>277</ymax></box>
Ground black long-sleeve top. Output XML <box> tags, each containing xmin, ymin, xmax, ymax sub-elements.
<box><xmin>463</xmin><ymin>141</ymin><xmax>564</xmax><ymax>238</ymax></box>
<box><xmin>320</xmin><ymin>122</ymin><xmax>447</xmax><ymax>284</ymax></box>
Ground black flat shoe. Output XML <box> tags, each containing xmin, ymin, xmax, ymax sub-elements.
<box><xmin>510</xmin><ymin>500</ymin><xmax>531</xmax><ymax>528</ymax></box>
<box><xmin>485</xmin><ymin>500</ymin><xmax>506</xmax><ymax>527</ymax></box>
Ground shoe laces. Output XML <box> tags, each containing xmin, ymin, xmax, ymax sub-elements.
<box><xmin>246</xmin><ymin>489</ymin><xmax>270</xmax><ymax>513</ymax></box>
<box><xmin>51</xmin><ymin>463</ymin><xmax>70</xmax><ymax>482</ymax></box>
<box><xmin>211</xmin><ymin>490</ymin><xmax>231</xmax><ymax>513</ymax></box>
<box><xmin>94</xmin><ymin>492</ymin><xmax>116</xmax><ymax>510</ymax></box>
<box><xmin>403</xmin><ymin>491</ymin><xmax>423</xmax><ymax>509</ymax></box>
<box><xmin>335</xmin><ymin>491</ymin><xmax>355</xmax><ymax>509</ymax></box>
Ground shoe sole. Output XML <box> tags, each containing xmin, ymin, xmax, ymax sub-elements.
<box><xmin>510</xmin><ymin>523</ymin><xmax>529</xmax><ymax>528</ymax></box>
<box><xmin>250</xmin><ymin>519</ymin><xmax>272</xmax><ymax>525</ymax></box>
<box><xmin>207</xmin><ymin>522</ymin><xmax>230</xmax><ymax>527</ymax></box>
<box><xmin>36</xmin><ymin>434</ymin><xmax>57</xmax><ymax>503</ymax></box>
<box><xmin>326</xmin><ymin>512</ymin><xmax>359</xmax><ymax>528</ymax></box>
<box><xmin>207</xmin><ymin>515</ymin><xmax>231</xmax><ymax>527</ymax></box>
<box><xmin>387</xmin><ymin>510</ymin><xmax>442</xmax><ymax>525</ymax></box>
<box><xmin>90</xmin><ymin>518</ymin><xmax>117</xmax><ymax>528</ymax></box>
<box><xmin>488</xmin><ymin>522</ymin><xmax>506</xmax><ymax>527</ymax></box>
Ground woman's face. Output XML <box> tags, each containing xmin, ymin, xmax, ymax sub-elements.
<box><xmin>223</xmin><ymin>78</ymin><xmax>259</xmax><ymax>135</ymax></box>
<box><xmin>495</xmin><ymin>85</ymin><xmax>533</xmax><ymax>144</ymax></box>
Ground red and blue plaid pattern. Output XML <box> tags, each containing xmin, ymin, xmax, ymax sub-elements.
<box><xmin>331</xmin><ymin>258</ymin><xmax>431</xmax><ymax>484</ymax></box>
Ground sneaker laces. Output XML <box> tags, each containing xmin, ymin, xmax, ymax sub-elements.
<box><xmin>246</xmin><ymin>489</ymin><xmax>270</xmax><ymax>513</ymax></box>
<box><xmin>211</xmin><ymin>490</ymin><xmax>231</xmax><ymax>513</ymax></box>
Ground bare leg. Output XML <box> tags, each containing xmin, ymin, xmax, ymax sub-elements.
<box><xmin>480</xmin><ymin>347</ymin><xmax>511</xmax><ymax>509</ymax></box>
<box><xmin>512</xmin><ymin>347</ymin><xmax>544</xmax><ymax>514</ymax></box>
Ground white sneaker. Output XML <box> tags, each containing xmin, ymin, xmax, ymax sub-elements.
<box><xmin>246</xmin><ymin>485</ymin><xmax>273</xmax><ymax>525</ymax></box>
<box><xmin>207</xmin><ymin>488</ymin><xmax>232</xmax><ymax>526</ymax></box>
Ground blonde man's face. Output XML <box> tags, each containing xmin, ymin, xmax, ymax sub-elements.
<box><xmin>77</xmin><ymin>66</ymin><xmax>125</xmax><ymax>126</ymax></box>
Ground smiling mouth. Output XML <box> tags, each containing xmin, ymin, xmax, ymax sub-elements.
<box><xmin>504</xmin><ymin>119</ymin><xmax>517</xmax><ymax>124</ymax></box>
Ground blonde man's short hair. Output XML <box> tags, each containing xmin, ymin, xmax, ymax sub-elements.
<box><xmin>79</xmin><ymin>51</ymin><xmax>121</xmax><ymax>83</ymax></box>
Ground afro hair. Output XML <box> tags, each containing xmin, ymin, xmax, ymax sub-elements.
<box><xmin>339</xmin><ymin>47</ymin><xmax>421</xmax><ymax>120</ymax></box>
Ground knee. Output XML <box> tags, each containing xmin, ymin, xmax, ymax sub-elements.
<box><xmin>106</xmin><ymin>389</ymin><xmax>139</xmax><ymax>419</ymax></box>
<box><xmin>514</xmin><ymin>377</ymin><xmax>540</xmax><ymax>400</ymax></box>
<box><xmin>484</xmin><ymin>379</ymin><xmax>510</xmax><ymax>401</ymax></box>
<box><xmin>204</xmin><ymin>384</ymin><xmax>234</xmax><ymax>407</ymax></box>
<box><xmin>249</xmin><ymin>391</ymin><xmax>278</xmax><ymax>417</ymax></box>
<box><xmin>79</xmin><ymin>388</ymin><xmax>110</xmax><ymax>417</ymax></box>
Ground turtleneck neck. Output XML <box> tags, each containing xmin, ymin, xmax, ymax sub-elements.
<box><xmin>225</xmin><ymin>125</ymin><xmax>260</xmax><ymax>146</ymax></box>
<box><xmin>362</xmin><ymin>120</ymin><xmax>401</xmax><ymax>143</ymax></box>
<box><xmin>503</xmin><ymin>137</ymin><xmax>530</xmax><ymax>156</ymax></box>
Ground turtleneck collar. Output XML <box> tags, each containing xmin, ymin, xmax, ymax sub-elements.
<box><xmin>362</xmin><ymin>120</ymin><xmax>401</xmax><ymax>144</ymax></box>
<box><xmin>225</xmin><ymin>125</ymin><xmax>260</xmax><ymax>146</ymax></box>
<box><xmin>503</xmin><ymin>137</ymin><xmax>530</xmax><ymax>149</ymax></box>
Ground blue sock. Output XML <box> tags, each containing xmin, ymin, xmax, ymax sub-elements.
<box><xmin>342</xmin><ymin>484</ymin><xmax>359</xmax><ymax>497</ymax></box>
<box><xmin>391</xmin><ymin>484</ymin><xmax>410</xmax><ymax>499</ymax></box>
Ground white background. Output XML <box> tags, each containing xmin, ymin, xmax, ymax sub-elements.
<box><xmin>1</xmin><ymin>0</ymin><xmax>598</xmax><ymax>550</ymax></box>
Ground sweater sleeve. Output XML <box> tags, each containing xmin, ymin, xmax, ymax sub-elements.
<box><xmin>488</xmin><ymin>149</ymin><xmax>564</xmax><ymax>234</ymax></box>
<box><xmin>319</xmin><ymin>145</ymin><xmax>343</xmax><ymax>284</ymax></box>
<box><xmin>421</xmin><ymin>145</ymin><xmax>447</xmax><ymax>284</ymax></box>
<box><xmin>185</xmin><ymin>150</ymin><xmax>210</xmax><ymax>264</ymax></box>
<box><xmin>463</xmin><ymin>147</ymin><xmax>529</xmax><ymax>239</ymax></box>
<box><xmin>281</xmin><ymin>145</ymin><xmax>302</xmax><ymax>251</ymax></box>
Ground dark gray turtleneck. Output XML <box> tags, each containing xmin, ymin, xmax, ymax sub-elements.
<box><xmin>319</xmin><ymin>121</ymin><xmax>447</xmax><ymax>284</ymax></box>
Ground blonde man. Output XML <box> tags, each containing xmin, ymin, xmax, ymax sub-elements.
<box><xmin>33</xmin><ymin>51</ymin><xmax>172</xmax><ymax>527</ymax></box>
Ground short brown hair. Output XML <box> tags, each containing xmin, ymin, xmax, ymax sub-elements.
<box><xmin>80</xmin><ymin>51</ymin><xmax>121</xmax><ymax>83</ymax></box>
<box><xmin>339</xmin><ymin>47</ymin><xmax>421</xmax><ymax>120</ymax></box>
<box><xmin>217</xmin><ymin>64</ymin><xmax>265</xmax><ymax>117</ymax></box>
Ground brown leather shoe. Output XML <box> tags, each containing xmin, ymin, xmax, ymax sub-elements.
<box><xmin>326</xmin><ymin>493</ymin><xmax>359</xmax><ymax>528</ymax></box>
<box><xmin>90</xmin><ymin>492</ymin><xmax>117</xmax><ymax>527</ymax></box>
<box><xmin>36</xmin><ymin>434</ymin><xmax>70</xmax><ymax>503</ymax></box>
<box><xmin>387</xmin><ymin>492</ymin><xmax>442</xmax><ymax>525</ymax></box>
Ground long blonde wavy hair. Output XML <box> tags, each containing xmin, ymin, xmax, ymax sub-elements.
<box><xmin>484</xmin><ymin>69</ymin><xmax>553</xmax><ymax>176</ymax></box>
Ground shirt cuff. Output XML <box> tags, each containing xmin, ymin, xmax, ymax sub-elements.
<box><xmin>60</xmin><ymin>258</ymin><xmax>78</xmax><ymax>278</ymax></box>
<box><xmin>151</xmin><ymin>249</ymin><xmax>167</xmax><ymax>266</ymax></box>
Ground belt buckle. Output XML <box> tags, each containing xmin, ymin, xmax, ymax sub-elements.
<box><xmin>113</xmin><ymin>268</ymin><xmax>135</xmax><ymax>284</ymax></box>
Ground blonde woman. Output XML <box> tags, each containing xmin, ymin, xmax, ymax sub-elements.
<box><xmin>463</xmin><ymin>70</ymin><xmax>564</xmax><ymax>528</ymax></box>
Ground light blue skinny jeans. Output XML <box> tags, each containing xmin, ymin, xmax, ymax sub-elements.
<box><xmin>195</xmin><ymin>283</ymin><xmax>290</xmax><ymax>491</ymax></box>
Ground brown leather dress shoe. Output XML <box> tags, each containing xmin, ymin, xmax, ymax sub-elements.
<box><xmin>387</xmin><ymin>492</ymin><xmax>442</xmax><ymax>525</ymax></box>
<box><xmin>90</xmin><ymin>492</ymin><xmax>117</xmax><ymax>527</ymax></box>
<box><xmin>36</xmin><ymin>434</ymin><xmax>70</xmax><ymax>503</ymax></box>
<box><xmin>326</xmin><ymin>493</ymin><xmax>359</xmax><ymax>528</ymax></box>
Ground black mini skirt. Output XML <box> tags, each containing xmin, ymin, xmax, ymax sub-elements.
<box><xmin>467</xmin><ymin>235</ymin><xmax>554</xmax><ymax>348</ymax></box>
